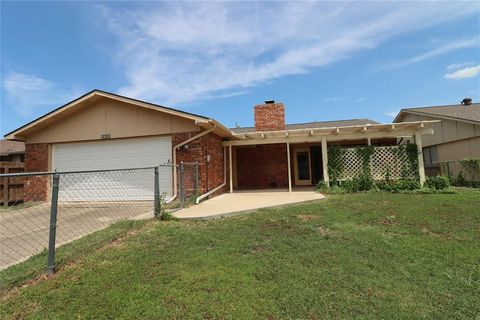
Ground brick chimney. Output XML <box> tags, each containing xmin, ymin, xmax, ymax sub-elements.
<box><xmin>254</xmin><ymin>100</ymin><xmax>285</xmax><ymax>131</ymax></box>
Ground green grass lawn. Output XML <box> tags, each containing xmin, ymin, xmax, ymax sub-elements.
<box><xmin>1</xmin><ymin>189</ymin><xmax>479</xmax><ymax>319</ymax></box>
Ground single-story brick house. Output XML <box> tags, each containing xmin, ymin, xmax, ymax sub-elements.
<box><xmin>5</xmin><ymin>90</ymin><xmax>436</xmax><ymax>201</ymax></box>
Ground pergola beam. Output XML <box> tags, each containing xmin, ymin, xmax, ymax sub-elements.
<box><xmin>223</xmin><ymin>129</ymin><xmax>432</xmax><ymax>146</ymax></box>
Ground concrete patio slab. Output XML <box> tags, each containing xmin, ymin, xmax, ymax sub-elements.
<box><xmin>173</xmin><ymin>190</ymin><xmax>325</xmax><ymax>220</ymax></box>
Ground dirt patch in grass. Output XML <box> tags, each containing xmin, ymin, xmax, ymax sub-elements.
<box><xmin>380</xmin><ymin>215</ymin><xmax>398</xmax><ymax>226</ymax></box>
<box><xmin>421</xmin><ymin>227</ymin><xmax>452</xmax><ymax>240</ymax></box>
<box><xmin>252</xmin><ymin>244</ymin><xmax>268</xmax><ymax>254</ymax></box>
<box><xmin>317</xmin><ymin>226</ymin><xmax>336</xmax><ymax>239</ymax></box>
<box><xmin>297</xmin><ymin>214</ymin><xmax>320</xmax><ymax>221</ymax></box>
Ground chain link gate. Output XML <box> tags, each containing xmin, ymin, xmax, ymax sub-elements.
<box><xmin>0</xmin><ymin>162</ymin><xmax>198</xmax><ymax>273</ymax></box>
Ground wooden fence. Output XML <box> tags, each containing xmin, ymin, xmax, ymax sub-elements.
<box><xmin>0</xmin><ymin>162</ymin><xmax>25</xmax><ymax>205</ymax></box>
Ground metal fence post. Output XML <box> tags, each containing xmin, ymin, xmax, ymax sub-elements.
<box><xmin>47</xmin><ymin>173</ymin><xmax>60</xmax><ymax>275</ymax></box>
<box><xmin>195</xmin><ymin>161</ymin><xmax>199</xmax><ymax>201</ymax></box>
<box><xmin>154</xmin><ymin>166</ymin><xmax>160</xmax><ymax>218</ymax></box>
<box><xmin>179</xmin><ymin>162</ymin><xmax>185</xmax><ymax>208</ymax></box>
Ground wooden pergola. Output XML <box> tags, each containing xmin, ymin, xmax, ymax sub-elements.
<box><xmin>223</xmin><ymin>121</ymin><xmax>439</xmax><ymax>192</ymax></box>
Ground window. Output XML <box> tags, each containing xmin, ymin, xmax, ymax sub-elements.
<box><xmin>423</xmin><ymin>146</ymin><xmax>439</xmax><ymax>168</ymax></box>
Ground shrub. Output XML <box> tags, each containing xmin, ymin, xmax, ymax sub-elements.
<box><xmin>358</xmin><ymin>174</ymin><xmax>375</xmax><ymax>191</ymax></box>
<box><xmin>453</xmin><ymin>172</ymin><xmax>468</xmax><ymax>187</ymax></box>
<box><xmin>341</xmin><ymin>178</ymin><xmax>360</xmax><ymax>193</ymax></box>
<box><xmin>340</xmin><ymin>175</ymin><xmax>374</xmax><ymax>193</ymax></box>
<box><xmin>396</xmin><ymin>178</ymin><xmax>421</xmax><ymax>191</ymax></box>
<box><xmin>315</xmin><ymin>181</ymin><xmax>329</xmax><ymax>191</ymax></box>
<box><xmin>376</xmin><ymin>178</ymin><xmax>419</xmax><ymax>192</ymax></box>
<box><xmin>425</xmin><ymin>176</ymin><xmax>450</xmax><ymax>190</ymax></box>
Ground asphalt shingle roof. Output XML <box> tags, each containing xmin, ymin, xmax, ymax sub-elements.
<box><xmin>400</xmin><ymin>103</ymin><xmax>480</xmax><ymax>123</ymax></box>
<box><xmin>230</xmin><ymin>118</ymin><xmax>379</xmax><ymax>133</ymax></box>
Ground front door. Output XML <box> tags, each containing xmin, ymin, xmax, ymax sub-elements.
<box><xmin>294</xmin><ymin>147</ymin><xmax>312</xmax><ymax>185</ymax></box>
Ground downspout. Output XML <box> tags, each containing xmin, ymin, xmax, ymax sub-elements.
<box><xmin>195</xmin><ymin>146</ymin><xmax>227</xmax><ymax>204</ymax></box>
<box><xmin>166</xmin><ymin>125</ymin><xmax>216</xmax><ymax>203</ymax></box>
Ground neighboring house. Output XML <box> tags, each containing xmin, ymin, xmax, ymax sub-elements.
<box><xmin>4</xmin><ymin>90</ymin><xmax>435</xmax><ymax>201</ymax></box>
<box><xmin>394</xmin><ymin>99</ymin><xmax>480</xmax><ymax>178</ymax></box>
<box><xmin>0</xmin><ymin>140</ymin><xmax>25</xmax><ymax>162</ymax></box>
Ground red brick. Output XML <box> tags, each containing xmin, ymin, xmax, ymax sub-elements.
<box><xmin>235</xmin><ymin>144</ymin><xmax>288</xmax><ymax>189</ymax></box>
<box><xmin>254</xmin><ymin>102</ymin><xmax>285</xmax><ymax>131</ymax></box>
<box><xmin>24</xmin><ymin>143</ymin><xmax>49</xmax><ymax>202</ymax></box>
<box><xmin>172</xmin><ymin>132</ymin><xmax>228</xmax><ymax>198</ymax></box>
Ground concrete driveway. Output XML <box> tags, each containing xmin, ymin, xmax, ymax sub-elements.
<box><xmin>174</xmin><ymin>189</ymin><xmax>325</xmax><ymax>220</ymax></box>
<box><xmin>0</xmin><ymin>201</ymin><xmax>152</xmax><ymax>270</ymax></box>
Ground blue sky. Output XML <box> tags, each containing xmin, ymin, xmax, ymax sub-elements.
<box><xmin>1</xmin><ymin>1</ymin><xmax>479</xmax><ymax>135</ymax></box>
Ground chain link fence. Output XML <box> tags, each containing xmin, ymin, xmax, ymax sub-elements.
<box><xmin>0</xmin><ymin>162</ymin><xmax>198</xmax><ymax>272</ymax></box>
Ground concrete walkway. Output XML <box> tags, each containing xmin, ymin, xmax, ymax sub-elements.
<box><xmin>173</xmin><ymin>190</ymin><xmax>325</xmax><ymax>220</ymax></box>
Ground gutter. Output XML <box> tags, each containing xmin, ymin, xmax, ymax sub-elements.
<box><xmin>166</xmin><ymin>124</ymin><xmax>217</xmax><ymax>204</ymax></box>
<box><xmin>195</xmin><ymin>146</ymin><xmax>227</xmax><ymax>204</ymax></box>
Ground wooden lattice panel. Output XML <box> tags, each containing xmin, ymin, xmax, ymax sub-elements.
<box><xmin>335</xmin><ymin>145</ymin><xmax>417</xmax><ymax>181</ymax></box>
<box><xmin>371</xmin><ymin>147</ymin><xmax>403</xmax><ymax>180</ymax></box>
<box><xmin>339</xmin><ymin>148</ymin><xmax>362</xmax><ymax>180</ymax></box>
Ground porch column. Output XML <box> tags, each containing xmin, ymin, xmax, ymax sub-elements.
<box><xmin>229</xmin><ymin>145</ymin><xmax>233</xmax><ymax>193</ymax></box>
<box><xmin>321</xmin><ymin>136</ymin><xmax>330</xmax><ymax>187</ymax></box>
<box><xmin>414</xmin><ymin>130</ymin><xmax>426</xmax><ymax>186</ymax></box>
<box><xmin>286</xmin><ymin>142</ymin><xmax>292</xmax><ymax>192</ymax></box>
<box><xmin>367</xmin><ymin>137</ymin><xmax>371</xmax><ymax>146</ymax></box>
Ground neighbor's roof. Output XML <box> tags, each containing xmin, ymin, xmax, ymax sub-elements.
<box><xmin>231</xmin><ymin>119</ymin><xmax>379</xmax><ymax>134</ymax></box>
<box><xmin>394</xmin><ymin>103</ymin><xmax>480</xmax><ymax>124</ymax></box>
<box><xmin>4</xmin><ymin>89</ymin><xmax>233</xmax><ymax>140</ymax></box>
<box><xmin>0</xmin><ymin>140</ymin><xmax>25</xmax><ymax>156</ymax></box>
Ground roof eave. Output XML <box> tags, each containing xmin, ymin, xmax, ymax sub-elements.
<box><xmin>4</xmin><ymin>90</ymin><xmax>214</xmax><ymax>141</ymax></box>
<box><xmin>394</xmin><ymin>109</ymin><xmax>479</xmax><ymax>126</ymax></box>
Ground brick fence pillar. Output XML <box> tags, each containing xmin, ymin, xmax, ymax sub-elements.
<box><xmin>24</xmin><ymin>143</ymin><xmax>49</xmax><ymax>202</ymax></box>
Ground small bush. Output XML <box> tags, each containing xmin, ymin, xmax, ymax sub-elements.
<box><xmin>339</xmin><ymin>175</ymin><xmax>374</xmax><ymax>193</ymax></box>
<box><xmin>425</xmin><ymin>176</ymin><xmax>450</xmax><ymax>190</ymax></box>
<box><xmin>315</xmin><ymin>181</ymin><xmax>329</xmax><ymax>191</ymax></box>
<box><xmin>315</xmin><ymin>181</ymin><xmax>346</xmax><ymax>194</ymax></box>
<box><xmin>160</xmin><ymin>211</ymin><xmax>178</xmax><ymax>221</ymax></box>
<box><xmin>376</xmin><ymin>178</ymin><xmax>419</xmax><ymax>192</ymax></box>
<box><xmin>341</xmin><ymin>178</ymin><xmax>360</xmax><ymax>193</ymax></box>
<box><xmin>455</xmin><ymin>172</ymin><xmax>468</xmax><ymax>187</ymax></box>
<box><xmin>396</xmin><ymin>178</ymin><xmax>421</xmax><ymax>191</ymax></box>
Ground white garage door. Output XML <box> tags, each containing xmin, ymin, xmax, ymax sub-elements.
<box><xmin>52</xmin><ymin>137</ymin><xmax>173</xmax><ymax>201</ymax></box>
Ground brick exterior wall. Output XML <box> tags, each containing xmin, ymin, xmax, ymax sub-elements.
<box><xmin>254</xmin><ymin>102</ymin><xmax>285</xmax><ymax>131</ymax></box>
<box><xmin>172</xmin><ymin>132</ymin><xmax>228</xmax><ymax>198</ymax></box>
<box><xmin>24</xmin><ymin>143</ymin><xmax>49</xmax><ymax>202</ymax></box>
<box><xmin>235</xmin><ymin>144</ymin><xmax>288</xmax><ymax>189</ymax></box>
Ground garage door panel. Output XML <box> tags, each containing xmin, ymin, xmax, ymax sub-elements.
<box><xmin>52</xmin><ymin>137</ymin><xmax>173</xmax><ymax>201</ymax></box>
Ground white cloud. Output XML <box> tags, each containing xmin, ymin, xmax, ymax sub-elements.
<box><xmin>446</xmin><ymin>61</ymin><xmax>475</xmax><ymax>70</ymax></box>
<box><xmin>383</xmin><ymin>37</ymin><xmax>479</xmax><ymax>69</ymax></box>
<box><xmin>322</xmin><ymin>97</ymin><xmax>349</xmax><ymax>103</ymax></box>
<box><xmin>97</xmin><ymin>2</ymin><xmax>479</xmax><ymax>104</ymax></box>
<box><xmin>444</xmin><ymin>65</ymin><xmax>480</xmax><ymax>80</ymax></box>
<box><xmin>385</xmin><ymin>112</ymin><xmax>399</xmax><ymax>118</ymax></box>
<box><xmin>2</xmin><ymin>72</ymin><xmax>80</xmax><ymax>117</ymax></box>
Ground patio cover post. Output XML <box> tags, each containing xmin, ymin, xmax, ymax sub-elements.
<box><xmin>286</xmin><ymin>142</ymin><xmax>292</xmax><ymax>192</ymax></box>
<box><xmin>415</xmin><ymin>130</ymin><xmax>426</xmax><ymax>186</ymax></box>
<box><xmin>229</xmin><ymin>145</ymin><xmax>233</xmax><ymax>193</ymax></box>
<box><xmin>321</xmin><ymin>136</ymin><xmax>330</xmax><ymax>187</ymax></box>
